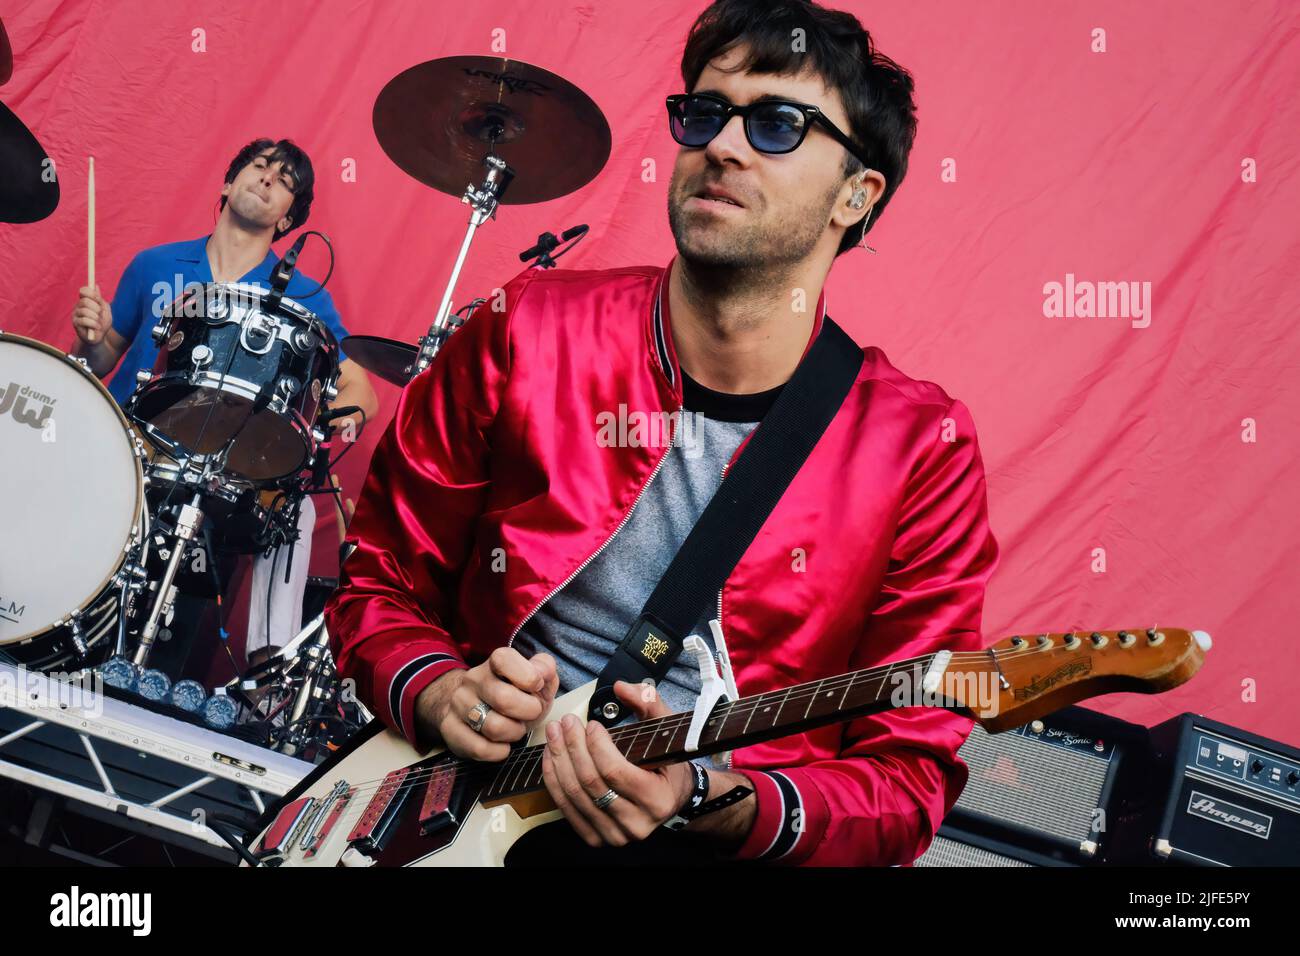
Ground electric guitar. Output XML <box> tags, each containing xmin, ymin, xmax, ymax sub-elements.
<box><xmin>245</xmin><ymin>626</ymin><xmax>1211</xmax><ymax>866</ymax></box>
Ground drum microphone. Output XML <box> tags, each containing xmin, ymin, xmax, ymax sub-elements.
<box><xmin>519</xmin><ymin>224</ymin><xmax>587</xmax><ymax>268</ymax></box>
<box><xmin>265</xmin><ymin>232</ymin><xmax>311</xmax><ymax>312</ymax></box>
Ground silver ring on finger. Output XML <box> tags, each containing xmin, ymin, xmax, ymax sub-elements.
<box><xmin>593</xmin><ymin>788</ymin><xmax>620</xmax><ymax>810</ymax></box>
<box><xmin>465</xmin><ymin>700</ymin><xmax>492</xmax><ymax>734</ymax></box>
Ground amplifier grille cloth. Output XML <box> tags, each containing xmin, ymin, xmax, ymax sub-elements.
<box><xmin>915</xmin><ymin>835</ymin><xmax>1033</xmax><ymax>867</ymax></box>
<box><xmin>955</xmin><ymin>725</ymin><xmax>1108</xmax><ymax>846</ymax></box>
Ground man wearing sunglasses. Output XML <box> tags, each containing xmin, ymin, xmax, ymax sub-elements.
<box><xmin>328</xmin><ymin>0</ymin><xmax>999</xmax><ymax>867</ymax></box>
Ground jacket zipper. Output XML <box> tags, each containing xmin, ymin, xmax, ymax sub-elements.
<box><xmin>506</xmin><ymin>404</ymin><xmax>685</xmax><ymax>648</ymax></box>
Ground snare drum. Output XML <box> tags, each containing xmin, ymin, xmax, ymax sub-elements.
<box><xmin>143</xmin><ymin>441</ymin><xmax>297</xmax><ymax>555</ymax></box>
<box><xmin>130</xmin><ymin>282</ymin><xmax>339</xmax><ymax>484</ymax></box>
<box><xmin>0</xmin><ymin>332</ymin><xmax>146</xmax><ymax>670</ymax></box>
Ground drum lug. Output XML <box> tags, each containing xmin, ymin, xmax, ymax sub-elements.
<box><xmin>136</xmin><ymin>369</ymin><xmax>153</xmax><ymax>385</ymax></box>
<box><xmin>151</xmin><ymin>323</ymin><xmax>169</xmax><ymax>344</ymax></box>
<box><xmin>67</xmin><ymin>354</ymin><xmax>91</xmax><ymax>371</ymax></box>
<box><xmin>311</xmin><ymin>427</ymin><xmax>325</xmax><ymax>444</ymax></box>
<box><xmin>323</xmin><ymin>379</ymin><xmax>339</xmax><ymax>402</ymax></box>
<box><xmin>68</xmin><ymin>618</ymin><xmax>88</xmax><ymax>658</ymax></box>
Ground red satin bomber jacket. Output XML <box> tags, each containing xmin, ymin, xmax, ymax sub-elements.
<box><xmin>326</xmin><ymin>257</ymin><xmax>1001</xmax><ymax>867</ymax></box>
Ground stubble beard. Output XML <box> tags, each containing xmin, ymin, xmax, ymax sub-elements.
<box><xmin>667</xmin><ymin>172</ymin><xmax>840</xmax><ymax>290</ymax></box>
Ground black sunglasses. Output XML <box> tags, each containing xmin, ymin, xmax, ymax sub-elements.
<box><xmin>666</xmin><ymin>92</ymin><xmax>871</xmax><ymax>167</ymax></box>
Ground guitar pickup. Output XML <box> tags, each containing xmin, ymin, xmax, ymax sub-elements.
<box><xmin>417</xmin><ymin>756</ymin><xmax>471</xmax><ymax>836</ymax></box>
<box><xmin>346</xmin><ymin>766</ymin><xmax>412</xmax><ymax>854</ymax></box>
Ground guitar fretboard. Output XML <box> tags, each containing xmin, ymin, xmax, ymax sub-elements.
<box><xmin>482</xmin><ymin>650</ymin><xmax>985</xmax><ymax>802</ymax></box>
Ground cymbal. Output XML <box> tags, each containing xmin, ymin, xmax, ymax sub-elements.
<box><xmin>372</xmin><ymin>56</ymin><xmax>610</xmax><ymax>204</ymax></box>
<box><xmin>0</xmin><ymin>100</ymin><xmax>59</xmax><ymax>223</ymax></box>
<box><xmin>341</xmin><ymin>335</ymin><xmax>420</xmax><ymax>387</ymax></box>
<box><xmin>0</xmin><ymin>17</ymin><xmax>12</xmax><ymax>86</ymax></box>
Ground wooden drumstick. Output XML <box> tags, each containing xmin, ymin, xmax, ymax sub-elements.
<box><xmin>87</xmin><ymin>156</ymin><xmax>95</xmax><ymax>291</ymax></box>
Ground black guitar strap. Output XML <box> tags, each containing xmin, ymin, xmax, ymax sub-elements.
<box><xmin>587</xmin><ymin>316</ymin><xmax>864</xmax><ymax>726</ymax></box>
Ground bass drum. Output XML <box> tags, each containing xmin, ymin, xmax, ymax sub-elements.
<box><xmin>0</xmin><ymin>332</ymin><xmax>146</xmax><ymax>671</ymax></box>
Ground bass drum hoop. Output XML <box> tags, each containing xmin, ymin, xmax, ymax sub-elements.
<box><xmin>0</xmin><ymin>332</ymin><xmax>145</xmax><ymax>647</ymax></box>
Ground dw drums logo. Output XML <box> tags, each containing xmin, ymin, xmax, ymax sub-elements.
<box><xmin>0</xmin><ymin>380</ymin><xmax>57</xmax><ymax>429</ymax></box>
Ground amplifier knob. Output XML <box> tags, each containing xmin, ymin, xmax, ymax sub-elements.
<box><xmin>1030</xmin><ymin>719</ymin><xmax>1045</xmax><ymax>734</ymax></box>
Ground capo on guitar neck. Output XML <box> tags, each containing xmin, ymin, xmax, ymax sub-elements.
<box><xmin>682</xmin><ymin>622</ymin><xmax>740</xmax><ymax>756</ymax></box>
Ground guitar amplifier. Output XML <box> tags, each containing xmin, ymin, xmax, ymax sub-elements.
<box><xmin>946</xmin><ymin>705</ymin><xmax>1152</xmax><ymax>862</ymax></box>
<box><xmin>915</xmin><ymin>825</ymin><xmax>1075</xmax><ymax>867</ymax></box>
<box><xmin>1147</xmin><ymin>713</ymin><xmax>1300</xmax><ymax>866</ymax></box>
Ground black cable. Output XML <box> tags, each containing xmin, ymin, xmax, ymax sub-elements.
<box><xmin>323</xmin><ymin>407</ymin><xmax>367</xmax><ymax>471</ymax></box>
<box><xmin>201</xmin><ymin>522</ymin><xmax>242</xmax><ymax>682</ymax></box>
<box><xmin>282</xmin><ymin>230</ymin><xmax>333</xmax><ymax>300</ymax></box>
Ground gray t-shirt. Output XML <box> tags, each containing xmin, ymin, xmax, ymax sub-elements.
<box><xmin>512</xmin><ymin>373</ymin><xmax>782</xmax><ymax>770</ymax></box>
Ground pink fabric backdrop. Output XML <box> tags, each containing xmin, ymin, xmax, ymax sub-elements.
<box><xmin>1</xmin><ymin>1</ymin><xmax>1297</xmax><ymax>743</ymax></box>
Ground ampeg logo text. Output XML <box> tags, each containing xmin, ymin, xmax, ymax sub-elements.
<box><xmin>0</xmin><ymin>381</ymin><xmax>56</xmax><ymax>429</ymax></box>
<box><xmin>1186</xmin><ymin>791</ymin><xmax>1272</xmax><ymax>838</ymax></box>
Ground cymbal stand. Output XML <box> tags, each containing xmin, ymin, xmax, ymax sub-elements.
<box><xmin>408</xmin><ymin>152</ymin><xmax>515</xmax><ymax>377</ymax></box>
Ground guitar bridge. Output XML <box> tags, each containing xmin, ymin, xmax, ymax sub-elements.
<box><xmin>298</xmin><ymin>781</ymin><xmax>353</xmax><ymax>859</ymax></box>
<box><xmin>255</xmin><ymin>796</ymin><xmax>315</xmax><ymax>859</ymax></box>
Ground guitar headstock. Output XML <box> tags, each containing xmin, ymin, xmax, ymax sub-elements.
<box><xmin>946</xmin><ymin>627</ymin><xmax>1211</xmax><ymax>733</ymax></box>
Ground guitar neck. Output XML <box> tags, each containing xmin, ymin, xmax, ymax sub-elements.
<box><xmin>482</xmin><ymin>650</ymin><xmax>977</xmax><ymax>803</ymax></box>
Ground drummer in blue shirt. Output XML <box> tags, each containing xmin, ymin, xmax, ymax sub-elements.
<box><xmin>73</xmin><ymin>137</ymin><xmax>376</xmax><ymax>423</ymax></box>
<box><xmin>70</xmin><ymin>138</ymin><xmax>379</xmax><ymax>671</ymax></box>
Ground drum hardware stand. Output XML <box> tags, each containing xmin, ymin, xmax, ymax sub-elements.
<box><xmin>133</xmin><ymin>491</ymin><xmax>203</xmax><ymax>667</ymax></box>
<box><xmin>131</xmin><ymin>435</ymin><xmax>234</xmax><ymax>669</ymax></box>
<box><xmin>285</xmin><ymin>620</ymin><xmax>333</xmax><ymax>726</ymax></box>
<box><xmin>227</xmin><ymin>613</ymin><xmax>367</xmax><ymax>757</ymax></box>
<box><xmin>409</xmin><ymin>153</ymin><xmax>515</xmax><ymax>377</ymax></box>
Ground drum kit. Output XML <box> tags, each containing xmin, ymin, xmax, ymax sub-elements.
<box><xmin>0</xmin><ymin>43</ymin><xmax>611</xmax><ymax>763</ymax></box>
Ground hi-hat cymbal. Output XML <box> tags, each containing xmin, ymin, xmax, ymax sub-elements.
<box><xmin>1</xmin><ymin>17</ymin><xmax>13</xmax><ymax>86</ymax></box>
<box><xmin>341</xmin><ymin>335</ymin><xmax>420</xmax><ymax>387</ymax></box>
<box><xmin>372</xmin><ymin>55</ymin><xmax>610</xmax><ymax>205</ymax></box>
<box><xmin>0</xmin><ymin>101</ymin><xmax>59</xmax><ymax>223</ymax></box>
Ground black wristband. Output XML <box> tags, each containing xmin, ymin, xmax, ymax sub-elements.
<box><xmin>685</xmin><ymin>784</ymin><xmax>753</xmax><ymax>820</ymax></box>
<box><xmin>662</xmin><ymin>762</ymin><xmax>711</xmax><ymax>832</ymax></box>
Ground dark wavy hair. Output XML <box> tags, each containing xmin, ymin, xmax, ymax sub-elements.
<box><xmin>219</xmin><ymin>138</ymin><xmax>315</xmax><ymax>241</ymax></box>
<box><xmin>681</xmin><ymin>0</ymin><xmax>918</xmax><ymax>255</ymax></box>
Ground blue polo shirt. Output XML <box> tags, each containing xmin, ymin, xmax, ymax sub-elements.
<box><xmin>107</xmin><ymin>235</ymin><xmax>349</xmax><ymax>405</ymax></box>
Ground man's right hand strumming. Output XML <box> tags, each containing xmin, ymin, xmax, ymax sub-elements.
<box><xmin>414</xmin><ymin>648</ymin><xmax>559</xmax><ymax>762</ymax></box>
<box><xmin>71</xmin><ymin>284</ymin><xmax>126</xmax><ymax>377</ymax></box>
